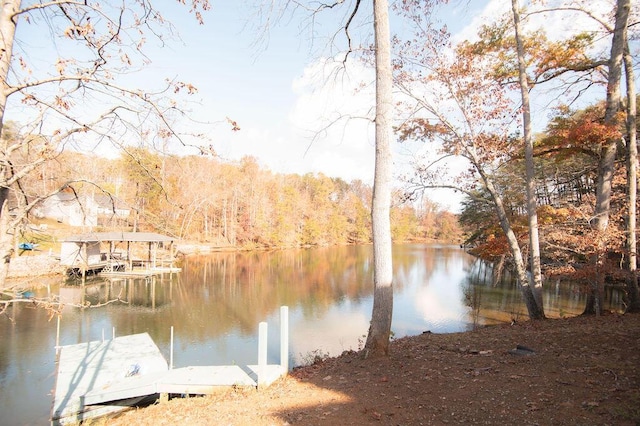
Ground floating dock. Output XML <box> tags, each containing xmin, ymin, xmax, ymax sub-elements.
<box><xmin>51</xmin><ymin>307</ymin><xmax>289</xmax><ymax>425</ymax></box>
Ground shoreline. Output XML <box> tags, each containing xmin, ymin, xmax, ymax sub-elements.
<box><xmin>107</xmin><ymin>313</ymin><xmax>640</xmax><ymax>425</ymax></box>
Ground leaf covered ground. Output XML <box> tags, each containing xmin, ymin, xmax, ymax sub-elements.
<box><xmin>105</xmin><ymin>313</ymin><xmax>640</xmax><ymax>425</ymax></box>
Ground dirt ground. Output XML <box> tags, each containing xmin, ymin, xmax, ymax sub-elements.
<box><xmin>106</xmin><ymin>313</ymin><xmax>640</xmax><ymax>426</ymax></box>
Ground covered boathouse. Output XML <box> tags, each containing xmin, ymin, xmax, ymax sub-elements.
<box><xmin>60</xmin><ymin>232</ymin><xmax>179</xmax><ymax>278</ymax></box>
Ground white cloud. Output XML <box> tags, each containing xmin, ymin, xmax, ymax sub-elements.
<box><xmin>289</xmin><ymin>57</ymin><xmax>377</xmax><ymax>182</ymax></box>
<box><xmin>200</xmin><ymin>56</ymin><xmax>378</xmax><ymax>183</ymax></box>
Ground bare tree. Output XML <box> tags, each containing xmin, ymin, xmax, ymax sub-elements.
<box><xmin>0</xmin><ymin>0</ymin><xmax>209</xmax><ymax>286</ymax></box>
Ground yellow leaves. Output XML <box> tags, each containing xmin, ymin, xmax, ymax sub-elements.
<box><xmin>537</xmin><ymin>205</ymin><xmax>572</xmax><ymax>225</ymax></box>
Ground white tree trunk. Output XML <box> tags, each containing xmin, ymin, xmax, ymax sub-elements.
<box><xmin>0</xmin><ymin>0</ymin><xmax>20</xmax><ymax>286</ymax></box>
<box><xmin>624</xmin><ymin>32</ymin><xmax>640</xmax><ymax>312</ymax></box>
<box><xmin>511</xmin><ymin>0</ymin><xmax>545</xmax><ymax>316</ymax></box>
<box><xmin>586</xmin><ymin>0</ymin><xmax>629</xmax><ymax>315</ymax></box>
<box><xmin>364</xmin><ymin>0</ymin><xmax>394</xmax><ymax>358</ymax></box>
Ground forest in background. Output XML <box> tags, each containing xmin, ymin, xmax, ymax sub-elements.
<box><xmin>7</xmin><ymin>133</ymin><xmax>463</xmax><ymax>249</ymax></box>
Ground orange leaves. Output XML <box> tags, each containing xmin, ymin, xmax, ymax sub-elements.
<box><xmin>226</xmin><ymin>117</ymin><xmax>240</xmax><ymax>132</ymax></box>
<box><xmin>396</xmin><ymin>119</ymin><xmax>448</xmax><ymax>143</ymax></box>
<box><xmin>120</xmin><ymin>53</ymin><xmax>131</xmax><ymax>66</ymax></box>
<box><xmin>54</xmin><ymin>96</ymin><xmax>70</xmax><ymax>110</ymax></box>
<box><xmin>172</xmin><ymin>81</ymin><xmax>198</xmax><ymax>95</ymax></box>
<box><xmin>180</xmin><ymin>0</ymin><xmax>211</xmax><ymax>25</ymax></box>
<box><xmin>533</xmin><ymin>32</ymin><xmax>596</xmax><ymax>81</ymax></box>
<box><xmin>55</xmin><ymin>58</ymin><xmax>72</xmax><ymax>76</ymax></box>
<box><xmin>537</xmin><ymin>205</ymin><xmax>573</xmax><ymax>225</ymax></box>
<box><xmin>63</xmin><ymin>22</ymin><xmax>95</xmax><ymax>39</ymax></box>
<box><xmin>17</xmin><ymin>56</ymin><xmax>32</xmax><ymax>76</ymax></box>
<box><xmin>566</xmin><ymin>119</ymin><xmax>621</xmax><ymax>146</ymax></box>
<box><xmin>542</xmin><ymin>103</ymin><xmax>623</xmax><ymax>156</ymax></box>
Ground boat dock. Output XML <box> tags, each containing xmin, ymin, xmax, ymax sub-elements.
<box><xmin>61</xmin><ymin>232</ymin><xmax>181</xmax><ymax>279</ymax></box>
<box><xmin>51</xmin><ymin>307</ymin><xmax>289</xmax><ymax>425</ymax></box>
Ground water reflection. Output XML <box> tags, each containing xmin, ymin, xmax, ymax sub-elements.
<box><xmin>0</xmin><ymin>244</ymin><xmax>624</xmax><ymax>425</ymax></box>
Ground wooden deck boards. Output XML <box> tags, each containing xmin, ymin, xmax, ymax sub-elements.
<box><xmin>52</xmin><ymin>332</ymin><xmax>287</xmax><ymax>424</ymax></box>
<box><xmin>51</xmin><ymin>333</ymin><xmax>169</xmax><ymax>425</ymax></box>
<box><xmin>99</xmin><ymin>266</ymin><xmax>181</xmax><ymax>278</ymax></box>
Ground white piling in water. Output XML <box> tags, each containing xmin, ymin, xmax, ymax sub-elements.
<box><xmin>258</xmin><ymin>321</ymin><xmax>268</xmax><ymax>388</ymax></box>
<box><xmin>280</xmin><ymin>306</ymin><xmax>289</xmax><ymax>371</ymax></box>
<box><xmin>170</xmin><ymin>326</ymin><xmax>174</xmax><ymax>370</ymax></box>
<box><xmin>112</xmin><ymin>327</ymin><xmax>116</xmax><ymax>339</ymax></box>
<box><xmin>55</xmin><ymin>315</ymin><xmax>61</xmax><ymax>353</ymax></box>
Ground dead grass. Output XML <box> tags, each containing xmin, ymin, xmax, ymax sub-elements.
<box><xmin>103</xmin><ymin>313</ymin><xmax>640</xmax><ymax>426</ymax></box>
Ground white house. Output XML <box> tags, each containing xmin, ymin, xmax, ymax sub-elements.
<box><xmin>34</xmin><ymin>192</ymin><xmax>132</xmax><ymax>228</ymax></box>
<box><xmin>34</xmin><ymin>192</ymin><xmax>98</xmax><ymax>227</ymax></box>
<box><xmin>94</xmin><ymin>194</ymin><xmax>131</xmax><ymax>226</ymax></box>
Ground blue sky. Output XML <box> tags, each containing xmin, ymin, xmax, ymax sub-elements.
<box><xmin>135</xmin><ymin>1</ymin><xmax>491</xmax><ymax>210</ymax></box>
<box><xmin>8</xmin><ymin>0</ymin><xmax>624</xmax><ymax>212</ymax></box>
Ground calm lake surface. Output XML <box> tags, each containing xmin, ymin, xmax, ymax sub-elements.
<box><xmin>0</xmin><ymin>244</ymin><xmax>624</xmax><ymax>425</ymax></box>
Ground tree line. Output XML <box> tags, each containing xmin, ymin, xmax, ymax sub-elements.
<box><xmin>13</xmin><ymin>143</ymin><xmax>463</xmax><ymax>249</ymax></box>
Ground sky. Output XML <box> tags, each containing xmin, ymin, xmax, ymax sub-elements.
<box><xmin>135</xmin><ymin>1</ymin><xmax>492</xmax><ymax>211</ymax></box>
<box><xmin>7</xmin><ymin>0</ymin><xmax>626</xmax><ymax>212</ymax></box>
<box><xmin>145</xmin><ymin>0</ymin><xmax>620</xmax><ymax>212</ymax></box>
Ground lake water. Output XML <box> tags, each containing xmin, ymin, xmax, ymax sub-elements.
<box><xmin>0</xmin><ymin>244</ymin><xmax>624</xmax><ymax>425</ymax></box>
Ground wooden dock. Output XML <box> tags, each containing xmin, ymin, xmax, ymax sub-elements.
<box><xmin>98</xmin><ymin>266</ymin><xmax>181</xmax><ymax>278</ymax></box>
<box><xmin>51</xmin><ymin>307</ymin><xmax>289</xmax><ymax>425</ymax></box>
<box><xmin>51</xmin><ymin>333</ymin><xmax>169</xmax><ymax>425</ymax></box>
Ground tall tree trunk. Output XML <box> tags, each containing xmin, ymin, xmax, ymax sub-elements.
<box><xmin>479</xmin><ymin>168</ymin><xmax>545</xmax><ymax>320</ymax></box>
<box><xmin>363</xmin><ymin>0</ymin><xmax>393</xmax><ymax>359</ymax></box>
<box><xmin>584</xmin><ymin>0</ymin><xmax>629</xmax><ymax>315</ymax></box>
<box><xmin>0</xmin><ymin>1</ymin><xmax>20</xmax><ymax>287</ymax></box>
<box><xmin>0</xmin><ymin>0</ymin><xmax>18</xmax><ymax>138</ymax></box>
<box><xmin>623</xmin><ymin>35</ymin><xmax>640</xmax><ymax>312</ymax></box>
<box><xmin>511</xmin><ymin>0</ymin><xmax>544</xmax><ymax>316</ymax></box>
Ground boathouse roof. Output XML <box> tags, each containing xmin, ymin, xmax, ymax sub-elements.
<box><xmin>64</xmin><ymin>232</ymin><xmax>175</xmax><ymax>243</ymax></box>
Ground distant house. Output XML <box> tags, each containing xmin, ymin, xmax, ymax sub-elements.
<box><xmin>34</xmin><ymin>192</ymin><xmax>98</xmax><ymax>227</ymax></box>
<box><xmin>94</xmin><ymin>194</ymin><xmax>131</xmax><ymax>227</ymax></box>
<box><xmin>33</xmin><ymin>192</ymin><xmax>131</xmax><ymax>228</ymax></box>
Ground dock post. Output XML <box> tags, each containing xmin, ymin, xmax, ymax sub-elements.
<box><xmin>258</xmin><ymin>321</ymin><xmax>267</xmax><ymax>388</ymax></box>
<box><xmin>170</xmin><ymin>326</ymin><xmax>174</xmax><ymax>370</ymax></box>
<box><xmin>55</xmin><ymin>315</ymin><xmax>61</xmax><ymax>354</ymax></box>
<box><xmin>280</xmin><ymin>306</ymin><xmax>289</xmax><ymax>372</ymax></box>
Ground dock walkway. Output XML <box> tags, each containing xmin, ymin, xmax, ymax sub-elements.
<box><xmin>51</xmin><ymin>307</ymin><xmax>289</xmax><ymax>425</ymax></box>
